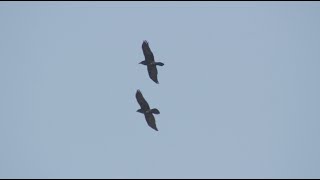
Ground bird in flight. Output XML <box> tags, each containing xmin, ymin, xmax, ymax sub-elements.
<box><xmin>139</xmin><ymin>40</ymin><xmax>164</xmax><ymax>84</ymax></box>
<box><xmin>135</xmin><ymin>89</ymin><xmax>160</xmax><ymax>131</ymax></box>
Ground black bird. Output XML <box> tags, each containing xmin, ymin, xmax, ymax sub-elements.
<box><xmin>139</xmin><ymin>40</ymin><xmax>164</xmax><ymax>84</ymax></box>
<box><xmin>135</xmin><ymin>89</ymin><xmax>160</xmax><ymax>131</ymax></box>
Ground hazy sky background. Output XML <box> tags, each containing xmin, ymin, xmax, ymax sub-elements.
<box><xmin>1</xmin><ymin>2</ymin><xmax>320</xmax><ymax>178</ymax></box>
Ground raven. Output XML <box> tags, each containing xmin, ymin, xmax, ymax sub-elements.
<box><xmin>139</xmin><ymin>40</ymin><xmax>164</xmax><ymax>84</ymax></box>
<box><xmin>135</xmin><ymin>89</ymin><xmax>160</xmax><ymax>131</ymax></box>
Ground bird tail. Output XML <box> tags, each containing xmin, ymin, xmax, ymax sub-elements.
<box><xmin>155</xmin><ymin>62</ymin><xmax>164</xmax><ymax>66</ymax></box>
<box><xmin>151</xmin><ymin>108</ymin><xmax>160</xmax><ymax>114</ymax></box>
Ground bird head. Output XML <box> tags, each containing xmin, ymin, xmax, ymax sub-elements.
<box><xmin>139</xmin><ymin>60</ymin><xmax>147</xmax><ymax>65</ymax></box>
<box><xmin>137</xmin><ymin>109</ymin><xmax>144</xmax><ymax>114</ymax></box>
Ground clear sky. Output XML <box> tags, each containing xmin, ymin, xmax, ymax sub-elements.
<box><xmin>1</xmin><ymin>2</ymin><xmax>320</xmax><ymax>178</ymax></box>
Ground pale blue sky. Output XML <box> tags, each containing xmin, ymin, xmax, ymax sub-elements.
<box><xmin>1</xmin><ymin>2</ymin><xmax>320</xmax><ymax>178</ymax></box>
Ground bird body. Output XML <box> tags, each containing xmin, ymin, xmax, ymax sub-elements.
<box><xmin>139</xmin><ymin>40</ymin><xmax>164</xmax><ymax>84</ymax></box>
<box><xmin>135</xmin><ymin>89</ymin><xmax>160</xmax><ymax>131</ymax></box>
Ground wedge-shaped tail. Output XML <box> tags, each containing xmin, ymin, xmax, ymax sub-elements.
<box><xmin>150</xmin><ymin>108</ymin><xmax>160</xmax><ymax>114</ymax></box>
<box><xmin>155</xmin><ymin>62</ymin><xmax>164</xmax><ymax>66</ymax></box>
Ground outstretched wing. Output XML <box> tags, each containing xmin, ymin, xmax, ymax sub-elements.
<box><xmin>136</xmin><ymin>90</ymin><xmax>150</xmax><ymax>110</ymax></box>
<box><xmin>147</xmin><ymin>65</ymin><xmax>159</xmax><ymax>84</ymax></box>
<box><xmin>142</xmin><ymin>40</ymin><xmax>155</xmax><ymax>63</ymax></box>
<box><xmin>144</xmin><ymin>113</ymin><xmax>158</xmax><ymax>131</ymax></box>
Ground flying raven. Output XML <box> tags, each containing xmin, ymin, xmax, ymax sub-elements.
<box><xmin>139</xmin><ymin>40</ymin><xmax>164</xmax><ymax>84</ymax></box>
<box><xmin>135</xmin><ymin>89</ymin><xmax>160</xmax><ymax>131</ymax></box>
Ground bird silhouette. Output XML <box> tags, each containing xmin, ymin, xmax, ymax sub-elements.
<box><xmin>135</xmin><ymin>89</ymin><xmax>160</xmax><ymax>131</ymax></box>
<box><xmin>139</xmin><ymin>40</ymin><xmax>164</xmax><ymax>84</ymax></box>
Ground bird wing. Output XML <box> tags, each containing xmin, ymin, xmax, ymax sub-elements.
<box><xmin>142</xmin><ymin>40</ymin><xmax>155</xmax><ymax>63</ymax></box>
<box><xmin>144</xmin><ymin>113</ymin><xmax>158</xmax><ymax>131</ymax></box>
<box><xmin>136</xmin><ymin>90</ymin><xmax>150</xmax><ymax>110</ymax></box>
<box><xmin>147</xmin><ymin>65</ymin><xmax>159</xmax><ymax>84</ymax></box>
